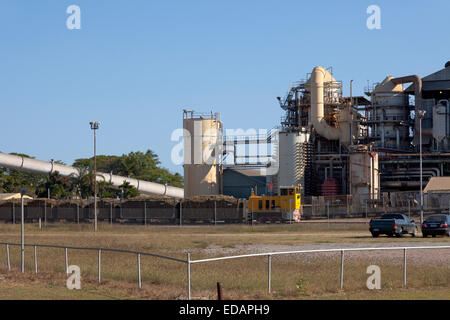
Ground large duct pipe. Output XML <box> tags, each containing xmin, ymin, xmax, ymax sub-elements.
<box><xmin>390</xmin><ymin>75</ymin><xmax>426</xmax><ymax>142</ymax></box>
<box><xmin>390</xmin><ymin>75</ymin><xmax>422</xmax><ymax>113</ymax></box>
<box><xmin>0</xmin><ymin>152</ymin><xmax>184</xmax><ymax>198</ymax></box>
<box><xmin>310</xmin><ymin>66</ymin><xmax>343</xmax><ymax>141</ymax></box>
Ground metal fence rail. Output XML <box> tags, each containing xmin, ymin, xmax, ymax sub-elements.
<box><xmin>188</xmin><ymin>245</ymin><xmax>450</xmax><ymax>298</ymax></box>
<box><xmin>1</xmin><ymin>241</ymin><xmax>449</xmax><ymax>300</ymax></box>
<box><xmin>0</xmin><ymin>241</ymin><xmax>187</xmax><ymax>292</ymax></box>
<box><xmin>0</xmin><ymin>242</ymin><xmax>187</xmax><ymax>263</ymax></box>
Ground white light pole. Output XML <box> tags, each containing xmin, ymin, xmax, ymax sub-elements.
<box><xmin>90</xmin><ymin>121</ymin><xmax>100</xmax><ymax>232</ymax></box>
<box><xmin>20</xmin><ymin>188</ymin><xmax>27</xmax><ymax>273</ymax></box>
<box><xmin>416</xmin><ymin>110</ymin><xmax>426</xmax><ymax>225</ymax></box>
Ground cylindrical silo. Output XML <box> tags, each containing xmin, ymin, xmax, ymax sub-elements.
<box><xmin>183</xmin><ymin>111</ymin><xmax>223</xmax><ymax>198</ymax></box>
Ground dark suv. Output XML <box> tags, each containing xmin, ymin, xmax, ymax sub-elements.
<box><xmin>422</xmin><ymin>214</ymin><xmax>450</xmax><ymax>237</ymax></box>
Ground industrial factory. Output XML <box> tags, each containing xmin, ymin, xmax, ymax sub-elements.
<box><xmin>183</xmin><ymin>62</ymin><xmax>450</xmax><ymax>216</ymax></box>
<box><xmin>2</xmin><ymin>62</ymin><xmax>450</xmax><ymax>222</ymax></box>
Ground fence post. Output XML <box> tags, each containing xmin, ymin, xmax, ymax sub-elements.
<box><xmin>110</xmin><ymin>203</ymin><xmax>113</xmax><ymax>225</ymax></box>
<box><xmin>214</xmin><ymin>201</ymin><xmax>217</xmax><ymax>226</ymax></box>
<box><xmin>77</xmin><ymin>203</ymin><xmax>80</xmax><ymax>225</ymax></box>
<box><xmin>268</xmin><ymin>255</ymin><xmax>272</xmax><ymax>294</ymax></box>
<box><xmin>365</xmin><ymin>200</ymin><xmax>368</xmax><ymax>220</ymax></box>
<box><xmin>340</xmin><ymin>250</ymin><xmax>345</xmax><ymax>290</ymax></box>
<box><xmin>403</xmin><ymin>248</ymin><xmax>407</xmax><ymax>287</ymax></box>
<box><xmin>34</xmin><ymin>245</ymin><xmax>38</xmax><ymax>274</ymax></box>
<box><xmin>327</xmin><ymin>201</ymin><xmax>330</xmax><ymax>227</ymax></box>
<box><xmin>44</xmin><ymin>200</ymin><xmax>47</xmax><ymax>226</ymax></box>
<box><xmin>180</xmin><ymin>201</ymin><xmax>183</xmax><ymax>227</ymax></box>
<box><xmin>217</xmin><ymin>282</ymin><xmax>223</xmax><ymax>300</ymax></box>
<box><xmin>346</xmin><ymin>196</ymin><xmax>349</xmax><ymax>215</ymax></box>
<box><xmin>65</xmin><ymin>248</ymin><xmax>69</xmax><ymax>275</ymax></box>
<box><xmin>137</xmin><ymin>253</ymin><xmax>142</xmax><ymax>289</ymax></box>
<box><xmin>12</xmin><ymin>202</ymin><xmax>15</xmax><ymax>224</ymax></box>
<box><xmin>6</xmin><ymin>244</ymin><xmax>10</xmax><ymax>271</ymax></box>
<box><xmin>98</xmin><ymin>249</ymin><xmax>101</xmax><ymax>284</ymax></box>
<box><xmin>144</xmin><ymin>202</ymin><xmax>147</xmax><ymax>227</ymax></box>
<box><xmin>21</xmin><ymin>195</ymin><xmax>24</xmax><ymax>274</ymax></box>
<box><xmin>187</xmin><ymin>253</ymin><xmax>191</xmax><ymax>300</ymax></box>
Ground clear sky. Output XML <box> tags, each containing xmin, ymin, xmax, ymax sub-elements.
<box><xmin>1</xmin><ymin>0</ymin><xmax>449</xmax><ymax>176</ymax></box>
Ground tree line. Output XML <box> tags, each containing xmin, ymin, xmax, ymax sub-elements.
<box><xmin>0</xmin><ymin>150</ymin><xmax>183</xmax><ymax>200</ymax></box>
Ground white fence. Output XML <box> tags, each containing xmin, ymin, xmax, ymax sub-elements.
<box><xmin>1</xmin><ymin>242</ymin><xmax>449</xmax><ymax>299</ymax></box>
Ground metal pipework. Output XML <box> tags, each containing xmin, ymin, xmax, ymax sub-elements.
<box><xmin>310</xmin><ymin>66</ymin><xmax>343</xmax><ymax>141</ymax></box>
<box><xmin>0</xmin><ymin>152</ymin><xmax>184</xmax><ymax>198</ymax></box>
<box><xmin>390</xmin><ymin>75</ymin><xmax>422</xmax><ymax>116</ymax></box>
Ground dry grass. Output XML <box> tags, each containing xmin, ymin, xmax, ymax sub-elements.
<box><xmin>0</xmin><ymin>221</ymin><xmax>449</xmax><ymax>300</ymax></box>
<box><xmin>188</xmin><ymin>253</ymin><xmax>450</xmax><ymax>299</ymax></box>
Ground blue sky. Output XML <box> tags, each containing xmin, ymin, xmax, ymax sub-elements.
<box><xmin>1</xmin><ymin>0</ymin><xmax>449</xmax><ymax>175</ymax></box>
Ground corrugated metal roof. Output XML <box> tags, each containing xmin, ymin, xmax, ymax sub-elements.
<box><xmin>424</xmin><ymin>177</ymin><xmax>450</xmax><ymax>193</ymax></box>
<box><xmin>405</xmin><ymin>65</ymin><xmax>450</xmax><ymax>93</ymax></box>
<box><xmin>406</xmin><ymin>80</ymin><xmax>450</xmax><ymax>93</ymax></box>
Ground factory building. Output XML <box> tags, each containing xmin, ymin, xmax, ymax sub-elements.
<box><xmin>368</xmin><ymin>62</ymin><xmax>450</xmax><ymax>193</ymax></box>
<box><xmin>424</xmin><ymin>176</ymin><xmax>450</xmax><ymax>210</ymax></box>
<box><xmin>183</xmin><ymin>62</ymin><xmax>450</xmax><ymax>212</ymax></box>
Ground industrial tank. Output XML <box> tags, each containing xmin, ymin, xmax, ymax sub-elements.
<box><xmin>183</xmin><ymin>111</ymin><xmax>223</xmax><ymax>198</ymax></box>
<box><xmin>277</xmin><ymin>131</ymin><xmax>309</xmax><ymax>191</ymax></box>
<box><xmin>432</xmin><ymin>99</ymin><xmax>450</xmax><ymax>150</ymax></box>
<box><xmin>349</xmin><ymin>148</ymin><xmax>380</xmax><ymax>211</ymax></box>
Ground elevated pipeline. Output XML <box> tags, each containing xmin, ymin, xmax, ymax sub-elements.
<box><xmin>0</xmin><ymin>152</ymin><xmax>184</xmax><ymax>198</ymax></box>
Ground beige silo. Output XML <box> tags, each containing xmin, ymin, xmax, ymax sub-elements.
<box><xmin>183</xmin><ymin>110</ymin><xmax>223</xmax><ymax>198</ymax></box>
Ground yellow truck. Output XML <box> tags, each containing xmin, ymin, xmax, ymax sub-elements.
<box><xmin>248</xmin><ymin>186</ymin><xmax>302</xmax><ymax>223</ymax></box>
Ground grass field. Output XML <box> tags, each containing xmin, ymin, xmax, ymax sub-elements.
<box><xmin>0</xmin><ymin>221</ymin><xmax>449</xmax><ymax>300</ymax></box>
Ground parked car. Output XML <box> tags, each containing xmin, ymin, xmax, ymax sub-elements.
<box><xmin>369</xmin><ymin>214</ymin><xmax>417</xmax><ymax>238</ymax></box>
<box><xmin>422</xmin><ymin>214</ymin><xmax>450</xmax><ymax>237</ymax></box>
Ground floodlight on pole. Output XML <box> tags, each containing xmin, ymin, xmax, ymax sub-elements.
<box><xmin>416</xmin><ymin>110</ymin><xmax>426</xmax><ymax>225</ymax></box>
<box><xmin>90</xmin><ymin>121</ymin><xmax>100</xmax><ymax>232</ymax></box>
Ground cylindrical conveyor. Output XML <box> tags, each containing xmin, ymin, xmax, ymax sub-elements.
<box><xmin>0</xmin><ymin>152</ymin><xmax>184</xmax><ymax>198</ymax></box>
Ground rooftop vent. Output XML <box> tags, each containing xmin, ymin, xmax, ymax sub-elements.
<box><xmin>445</xmin><ymin>61</ymin><xmax>450</xmax><ymax>68</ymax></box>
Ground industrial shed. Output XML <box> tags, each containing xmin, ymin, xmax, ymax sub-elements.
<box><xmin>424</xmin><ymin>177</ymin><xmax>450</xmax><ymax>193</ymax></box>
<box><xmin>424</xmin><ymin>177</ymin><xmax>450</xmax><ymax>209</ymax></box>
<box><xmin>222</xmin><ymin>168</ymin><xmax>266</xmax><ymax>199</ymax></box>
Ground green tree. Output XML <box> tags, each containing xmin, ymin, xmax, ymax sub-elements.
<box><xmin>35</xmin><ymin>171</ymin><xmax>77</xmax><ymax>199</ymax></box>
<box><xmin>118</xmin><ymin>181</ymin><xmax>139</xmax><ymax>199</ymax></box>
<box><xmin>0</xmin><ymin>153</ymin><xmax>47</xmax><ymax>195</ymax></box>
<box><xmin>0</xmin><ymin>167</ymin><xmax>7</xmax><ymax>193</ymax></box>
<box><xmin>98</xmin><ymin>181</ymin><xmax>116</xmax><ymax>199</ymax></box>
<box><xmin>73</xmin><ymin>149</ymin><xmax>184</xmax><ymax>191</ymax></box>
